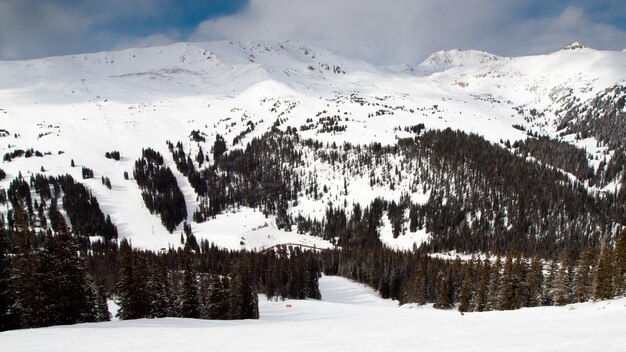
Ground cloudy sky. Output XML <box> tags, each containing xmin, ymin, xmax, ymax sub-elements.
<box><xmin>1</xmin><ymin>0</ymin><xmax>626</xmax><ymax>64</ymax></box>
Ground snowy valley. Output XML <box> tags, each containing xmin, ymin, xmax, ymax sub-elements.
<box><xmin>1</xmin><ymin>275</ymin><xmax>625</xmax><ymax>352</ymax></box>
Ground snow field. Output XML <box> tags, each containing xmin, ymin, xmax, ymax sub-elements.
<box><xmin>1</xmin><ymin>275</ymin><xmax>624</xmax><ymax>352</ymax></box>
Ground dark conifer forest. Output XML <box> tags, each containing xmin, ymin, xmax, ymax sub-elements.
<box><xmin>134</xmin><ymin>148</ymin><xmax>187</xmax><ymax>233</ymax></box>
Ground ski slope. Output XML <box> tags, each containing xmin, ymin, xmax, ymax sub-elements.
<box><xmin>0</xmin><ymin>275</ymin><xmax>624</xmax><ymax>352</ymax></box>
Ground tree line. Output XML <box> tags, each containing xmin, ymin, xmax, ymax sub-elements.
<box><xmin>0</xmin><ymin>205</ymin><xmax>324</xmax><ymax>331</ymax></box>
<box><xmin>321</xmin><ymin>228</ymin><xmax>626</xmax><ymax>311</ymax></box>
<box><xmin>94</xmin><ymin>239</ymin><xmax>323</xmax><ymax>321</ymax></box>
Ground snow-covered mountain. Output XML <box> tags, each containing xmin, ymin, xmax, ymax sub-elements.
<box><xmin>415</xmin><ymin>48</ymin><xmax>506</xmax><ymax>74</ymax></box>
<box><xmin>1</xmin><ymin>40</ymin><xmax>625</xmax><ymax>251</ymax></box>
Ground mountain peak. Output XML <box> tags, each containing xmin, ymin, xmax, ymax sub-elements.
<box><xmin>417</xmin><ymin>49</ymin><xmax>503</xmax><ymax>73</ymax></box>
<box><xmin>559</xmin><ymin>42</ymin><xmax>588</xmax><ymax>51</ymax></box>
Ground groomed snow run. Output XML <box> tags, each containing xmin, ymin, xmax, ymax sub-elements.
<box><xmin>1</xmin><ymin>275</ymin><xmax>625</xmax><ymax>351</ymax></box>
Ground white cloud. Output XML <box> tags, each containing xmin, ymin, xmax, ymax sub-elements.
<box><xmin>2</xmin><ymin>0</ymin><xmax>626</xmax><ymax>63</ymax></box>
<box><xmin>113</xmin><ymin>32</ymin><xmax>179</xmax><ymax>51</ymax></box>
<box><xmin>190</xmin><ymin>0</ymin><xmax>626</xmax><ymax>64</ymax></box>
<box><xmin>517</xmin><ymin>6</ymin><xmax>626</xmax><ymax>54</ymax></box>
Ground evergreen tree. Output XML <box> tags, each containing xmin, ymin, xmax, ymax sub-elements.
<box><xmin>115</xmin><ymin>242</ymin><xmax>152</xmax><ymax>320</ymax></box>
<box><xmin>263</xmin><ymin>263</ymin><xmax>276</xmax><ymax>300</ymax></box>
<box><xmin>148</xmin><ymin>261</ymin><xmax>171</xmax><ymax>318</ymax></box>
<box><xmin>450</xmin><ymin>256</ymin><xmax>463</xmax><ymax>304</ymax></box>
<box><xmin>304</xmin><ymin>256</ymin><xmax>322</xmax><ymax>300</ymax></box>
<box><xmin>543</xmin><ymin>259</ymin><xmax>558</xmax><ymax>306</ymax></box>
<box><xmin>229</xmin><ymin>258</ymin><xmax>259</xmax><ymax>319</ymax></box>
<box><xmin>196</xmin><ymin>147</ymin><xmax>205</xmax><ymax>167</ymax></box>
<box><xmin>433</xmin><ymin>270</ymin><xmax>452</xmax><ymax>309</ymax></box>
<box><xmin>198</xmin><ymin>275</ymin><xmax>210</xmax><ymax>319</ymax></box>
<box><xmin>458</xmin><ymin>258</ymin><xmax>475</xmax><ymax>312</ymax></box>
<box><xmin>554</xmin><ymin>251</ymin><xmax>574</xmax><ymax>306</ymax></box>
<box><xmin>572</xmin><ymin>249</ymin><xmax>594</xmax><ymax>303</ymax></box>
<box><xmin>213</xmin><ymin>134</ymin><xmax>227</xmax><ymax>160</ymax></box>
<box><xmin>32</xmin><ymin>226</ymin><xmax>91</xmax><ymax>327</ymax></box>
<box><xmin>498</xmin><ymin>253</ymin><xmax>516</xmax><ymax>310</ymax></box>
<box><xmin>613</xmin><ymin>228</ymin><xmax>626</xmax><ymax>296</ymax></box>
<box><xmin>207</xmin><ymin>275</ymin><xmax>230</xmax><ymax>320</ymax></box>
<box><xmin>82</xmin><ymin>280</ymin><xmax>99</xmax><ymax>323</ymax></box>
<box><xmin>526</xmin><ymin>256</ymin><xmax>543</xmax><ymax>307</ymax></box>
<box><xmin>9</xmin><ymin>202</ymin><xmax>37</xmax><ymax>328</ymax></box>
<box><xmin>486</xmin><ymin>256</ymin><xmax>502</xmax><ymax>311</ymax></box>
<box><xmin>593</xmin><ymin>247</ymin><xmax>615</xmax><ymax>300</ymax></box>
<box><xmin>0</xmin><ymin>224</ymin><xmax>15</xmax><ymax>331</ymax></box>
<box><xmin>179</xmin><ymin>248</ymin><xmax>200</xmax><ymax>319</ymax></box>
<box><xmin>512</xmin><ymin>253</ymin><xmax>528</xmax><ymax>308</ymax></box>
<box><xmin>471</xmin><ymin>257</ymin><xmax>490</xmax><ymax>312</ymax></box>
<box><xmin>404</xmin><ymin>264</ymin><xmax>427</xmax><ymax>305</ymax></box>
<box><xmin>96</xmin><ymin>282</ymin><xmax>111</xmax><ymax>322</ymax></box>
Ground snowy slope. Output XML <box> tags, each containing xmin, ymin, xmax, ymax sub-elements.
<box><xmin>1</xmin><ymin>275</ymin><xmax>624</xmax><ymax>352</ymax></box>
<box><xmin>1</xmin><ymin>40</ymin><xmax>625</xmax><ymax>251</ymax></box>
<box><xmin>414</xmin><ymin>43</ymin><xmax>626</xmax><ymax>128</ymax></box>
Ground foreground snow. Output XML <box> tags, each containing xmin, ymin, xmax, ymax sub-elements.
<box><xmin>1</xmin><ymin>276</ymin><xmax>625</xmax><ymax>352</ymax></box>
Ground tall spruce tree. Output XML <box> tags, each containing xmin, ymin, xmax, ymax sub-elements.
<box><xmin>613</xmin><ymin>228</ymin><xmax>626</xmax><ymax>296</ymax></box>
<box><xmin>82</xmin><ymin>280</ymin><xmax>99</xmax><ymax>323</ymax></box>
<box><xmin>198</xmin><ymin>275</ymin><xmax>210</xmax><ymax>319</ymax></box>
<box><xmin>554</xmin><ymin>251</ymin><xmax>574</xmax><ymax>306</ymax></box>
<box><xmin>229</xmin><ymin>258</ymin><xmax>259</xmax><ymax>319</ymax></box>
<box><xmin>404</xmin><ymin>264</ymin><xmax>427</xmax><ymax>306</ymax></box>
<box><xmin>572</xmin><ymin>249</ymin><xmax>594</xmax><ymax>303</ymax></box>
<box><xmin>32</xmin><ymin>226</ymin><xmax>91</xmax><ymax>327</ymax></box>
<box><xmin>148</xmin><ymin>261</ymin><xmax>171</xmax><ymax>318</ymax></box>
<box><xmin>304</xmin><ymin>256</ymin><xmax>322</xmax><ymax>300</ymax></box>
<box><xmin>512</xmin><ymin>253</ymin><xmax>528</xmax><ymax>308</ymax></box>
<box><xmin>10</xmin><ymin>202</ymin><xmax>37</xmax><ymax>328</ymax></box>
<box><xmin>434</xmin><ymin>270</ymin><xmax>452</xmax><ymax>310</ymax></box>
<box><xmin>471</xmin><ymin>257</ymin><xmax>490</xmax><ymax>312</ymax></box>
<box><xmin>526</xmin><ymin>256</ymin><xmax>543</xmax><ymax>307</ymax></box>
<box><xmin>207</xmin><ymin>275</ymin><xmax>230</xmax><ymax>320</ymax></box>
<box><xmin>543</xmin><ymin>259</ymin><xmax>559</xmax><ymax>306</ymax></box>
<box><xmin>486</xmin><ymin>256</ymin><xmax>502</xmax><ymax>311</ymax></box>
<box><xmin>498</xmin><ymin>253</ymin><xmax>516</xmax><ymax>310</ymax></box>
<box><xmin>0</xmin><ymin>224</ymin><xmax>14</xmax><ymax>331</ymax></box>
<box><xmin>593</xmin><ymin>247</ymin><xmax>615</xmax><ymax>300</ymax></box>
<box><xmin>96</xmin><ymin>282</ymin><xmax>111</xmax><ymax>322</ymax></box>
<box><xmin>179</xmin><ymin>248</ymin><xmax>200</xmax><ymax>319</ymax></box>
<box><xmin>115</xmin><ymin>241</ymin><xmax>152</xmax><ymax>320</ymax></box>
<box><xmin>458</xmin><ymin>258</ymin><xmax>475</xmax><ymax>312</ymax></box>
